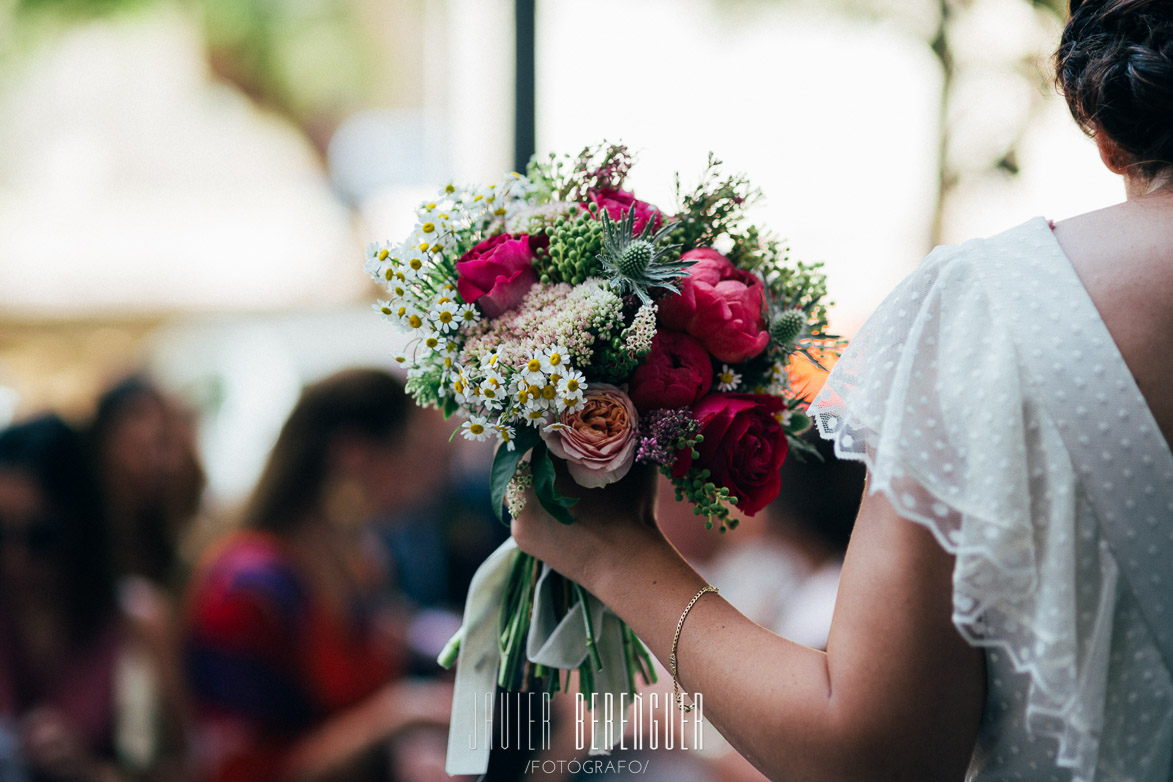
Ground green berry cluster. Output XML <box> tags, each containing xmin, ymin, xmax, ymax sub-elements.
<box><xmin>664</xmin><ymin>433</ymin><xmax>741</xmax><ymax>532</ymax></box>
<box><xmin>591</xmin><ymin>322</ymin><xmax>651</xmax><ymax>382</ymax></box>
<box><xmin>539</xmin><ymin>207</ymin><xmax>603</xmax><ymax>284</ymax></box>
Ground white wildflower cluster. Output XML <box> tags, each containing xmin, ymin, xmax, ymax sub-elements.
<box><xmin>366</xmin><ymin>173</ymin><xmax>535</xmax><ymax>432</ymax></box>
<box><xmin>366</xmin><ymin>172</ymin><xmax>533</xmax><ymax>348</ymax></box>
<box><xmin>452</xmin><ymin>343</ymin><xmax>589</xmax><ymax>448</ymax></box>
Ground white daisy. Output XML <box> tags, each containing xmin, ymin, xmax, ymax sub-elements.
<box><xmin>494</xmin><ymin>424</ymin><xmax>517</xmax><ymax>451</ymax></box>
<box><xmin>716</xmin><ymin>364</ymin><xmax>742</xmax><ymax>392</ymax></box>
<box><xmin>539</xmin><ymin>345</ymin><xmax>570</xmax><ymax>375</ymax></box>
<box><xmin>478</xmin><ymin>371</ymin><xmax>506</xmax><ymax>409</ymax></box>
<box><xmin>429</xmin><ymin>297</ymin><xmax>460</xmax><ymax>333</ymax></box>
<box><xmin>519</xmin><ymin>353</ymin><xmax>548</xmax><ymax>386</ymax></box>
<box><xmin>456</xmin><ymin>303</ymin><xmax>480</xmax><ymax>328</ymax></box>
<box><xmin>460</xmin><ymin>417</ymin><xmax>491</xmax><ymax>442</ymax></box>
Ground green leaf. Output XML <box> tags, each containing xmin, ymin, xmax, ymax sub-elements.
<box><xmin>442</xmin><ymin>394</ymin><xmax>459</xmax><ymax>420</ymax></box>
<box><xmin>531</xmin><ymin>442</ymin><xmax>579</xmax><ymax>525</ymax></box>
<box><xmin>489</xmin><ymin>426</ymin><xmax>541</xmax><ymax>523</ymax></box>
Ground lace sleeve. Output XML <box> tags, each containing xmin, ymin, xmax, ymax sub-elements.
<box><xmin>808</xmin><ymin>226</ymin><xmax>1172</xmax><ymax>781</ymax></box>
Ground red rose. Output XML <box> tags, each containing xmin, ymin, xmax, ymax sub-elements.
<box><xmin>456</xmin><ymin>234</ymin><xmax>541</xmax><ymax>318</ymax></box>
<box><xmin>586</xmin><ymin>188</ymin><xmax>663</xmax><ymax>234</ymax></box>
<box><xmin>658</xmin><ymin>248</ymin><xmax>769</xmax><ymax>364</ymax></box>
<box><xmin>627</xmin><ymin>331</ymin><xmax>713</xmax><ymax>412</ymax></box>
<box><xmin>671</xmin><ymin>393</ymin><xmax>789</xmax><ymax>516</ymax></box>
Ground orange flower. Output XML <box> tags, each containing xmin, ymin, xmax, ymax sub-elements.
<box><xmin>788</xmin><ymin>349</ymin><xmax>840</xmax><ymax>403</ymax></box>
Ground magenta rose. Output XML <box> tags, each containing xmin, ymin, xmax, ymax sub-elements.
<box><xmin>627</xmin><ymin>330</ymin><xmax>713</xmax><ymax>413</ymax></box>
<box><xmin>658</xmin><ymin>248</ymin><xmax>769</xmax><ymax>364</ymax></box>
<box><xmin>541</xmin><ymin>384</ymin><xmax>638</xmax><ymax>488</ymax></box>
<box><xmin>586</xmin><ymin>188</ymin><xmax>663</xmax><ymax>234</ymax></box>
<box><xmin>456</xmin><ymin>234</ymin><xmax>541</xmax><ymax>318</ymax></box>
<box><xmin>671</xmin><ymin>393</ymin><xmax>789</xmax><ymax>516</ymax></box>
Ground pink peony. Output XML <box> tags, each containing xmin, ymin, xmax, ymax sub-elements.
<box><xmin>541</xmin><ymin>384</ymin><xmax>639</xmax><ymax>488</ymax></box>
<box><xmin>658</xmin><ymin>248</ymin><xmax>769</xmax><ymax>364</ymax></box>
<box><xmin>586</xmin><ymin>188</ymin><xmax>663</xmax><ymax>234</ymax></box>
<box><xmin>456</xmin><ymin>234</ymin><xmax>541</xmax><ymax>318</ymax></box>
<box><xmin>627</xmin><ymin>330</ymin><xmax>713</xmax><ymax>413</ymax></box>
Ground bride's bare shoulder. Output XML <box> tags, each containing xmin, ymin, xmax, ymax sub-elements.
<box><xmin>1051</xmin><ymin>195</ymin><xmax>1173</xmax><ymax>444</ymax></box>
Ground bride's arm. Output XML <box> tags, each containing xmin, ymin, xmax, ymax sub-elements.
<box><xmin>511</xmin><ymin>476</ymin><xmax>985</xmax><ymax>782</ymax></box>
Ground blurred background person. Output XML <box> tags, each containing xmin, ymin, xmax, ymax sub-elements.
<box><xmin>0</xmin><ymin>415</ymin><xmax>172</xmax><ymax>782</ymax></box>
<box><xmin>87</xmin><ymin>374</ymin><xmax>206</xmax><ymax>590</ymax></box>
<box><xmin>86</xmin><ymin>375</ymin><xmax>209</xmax><ymax>779</ymax></box>
<box><xmin>182</xmin><ymin>368</ymin><xmax>453</xmax><ymax>782</ymax></box>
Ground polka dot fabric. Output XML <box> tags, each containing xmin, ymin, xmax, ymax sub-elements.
<box><xmin>812</xmin><ymin>218</ymin><xmax>1173</xmax><ymax>781</ymax></box>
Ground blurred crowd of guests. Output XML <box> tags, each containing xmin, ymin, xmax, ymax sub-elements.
<box><xmin>0</xmin><ymin>367</ymin><xmax>862</xmax><ymax>782</ymax></box>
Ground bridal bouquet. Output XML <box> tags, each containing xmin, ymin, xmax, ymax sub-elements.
<box><xmin>366</xmin><ymin>143</ymin><xmax>838</xmax><ymax>771</ymax></box>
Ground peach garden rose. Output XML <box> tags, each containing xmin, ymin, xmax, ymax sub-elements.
<box><xmin>541</xmin><ymin>383</ymin><xmax>638</xmax><ymax>488</ymax></box>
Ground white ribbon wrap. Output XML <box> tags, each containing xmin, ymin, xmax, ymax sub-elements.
<box><xmin>443</xmin><ymin>538</ymin><xmax>631</xmax><ymax>776</ymax></box>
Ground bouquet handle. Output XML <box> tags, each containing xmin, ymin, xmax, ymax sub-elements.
<box><xmin>440</xmin><ymin>538</ymin><xmax>636</xmax><ymax>776</ymax></box>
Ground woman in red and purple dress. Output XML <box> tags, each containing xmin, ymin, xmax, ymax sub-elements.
<box><xmin>184</xmin><ymin>370</ymin><xmax>451</xmax><ymax>782</ymax></box>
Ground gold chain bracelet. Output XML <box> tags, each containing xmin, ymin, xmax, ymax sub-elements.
<box><xmin>670</xmin><ymin>584</ymin><xmax>719</xmax><ymax>712</ymax></box>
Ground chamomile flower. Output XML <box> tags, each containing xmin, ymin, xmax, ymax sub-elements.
<box><xmin>375</xmin><ymin>299</ymin><xmax>396</xmax><ymax>321</ymax></box>
<box><xmin>429</xmin><ymin>297</ymin><xmax>460</xmax><ymax>333</ymax></box>
<box><xmin>400</xmin><ymin>305</ymin><xmax>429</xmax><ymax>333</ymax></box>
<box><xmin>457</xmin><ymin>303</ymin><xmax>480</xmax><ymax>328</ymax></box>
<box><xmin>364</xmin><ymin>241</ymin><xmax>392</xmax><ymax>277</ymax></box>
<box><xmin>559</xmin><ymin>394</ymin><xmax>585</xmax><ymax>415</ymax></box>
<box><xmin>494</xmin><ymin>424</ymin><xmax>517</xmax><ymax>451</ymax></box>
<box><xmin>478</xmin><ymin>370</ymin><xmax>506</xmax><ymax>409</ymax></box>
<box><xmin>481</xmin><ymin>351</ymin><xmax>502</xmax><ymax>370</ymax></box>
<box><xmin>519</xmin><ymin>352</ymin><xmax>548</xmax><ymax>386</ymax></box>
<box><xmin>536</xmin><ymin>382</ymin><xmax>559</xmax><ymax>410</ymax></box>
<box><xmin>511</xmin><ymin>377</ymin><xmax>535</xmax><ymax>406</ymax></box>
<box><xmin>716</xmin><ymin>365</ymin><xmax>742</xmax><ymax>392</ymax></box>
<box><xmin>539</xmin><ymin>345</ymin><xmax>570</xmax><ymax>375</ymax></box>
<box><xmin>460</xmin><ymin>417</ymin><xmax>491</xmax><ymax>442</ymax></box>
<box><xmin>420</xmin><ymin>333</ymin><xmax>447</xmax><ymax>353</ymax></box>
<box><xmin>452</xmin><ymin>367</ymin><xmax>473</xmax><ymax>406</ymax></box>
<box><xmin>522</xmin><ymin>407</ymin><xmax>551</xmax><ymax>427</ymax></box>
<box><xmin>556</xmin><ymin>369</ymin><xmax>586</xmax><ymax>398</ymax></box>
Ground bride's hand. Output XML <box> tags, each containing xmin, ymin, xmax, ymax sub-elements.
<box><xmin>510</xmin><ymin>460</ymin><xmax>668</xmax><ymax>589</ymax></box>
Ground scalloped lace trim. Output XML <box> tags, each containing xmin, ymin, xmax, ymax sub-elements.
<box><xmin>814</xmin><ymin>404</ymin><xmax>1103</xmax><ymax>782</ymax></box>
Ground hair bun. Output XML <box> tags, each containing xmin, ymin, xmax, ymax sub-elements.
<box><xmin>1057</xmin><ymin>0</ymin><xmax>1173</xmax><ymax>179</ymax></box>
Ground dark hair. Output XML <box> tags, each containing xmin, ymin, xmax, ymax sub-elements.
<box><xmin>0</xmin><ymin>415</ymin><xmax>116</xmax><ymax>641</ymax></box>
<box><xmin>88</xmin><ymin>375</ymin><xmax>184</xmax><ymax>583</ymax></box>
<box><xmin>1056</xmin><ymin>0</ymin><xmax>1173</xmax><ymax>180</ymax></box>
<box><xmin>243</xmin><ymin>368</ymin><xmax>411</xmax><ymax>533</ymax></box>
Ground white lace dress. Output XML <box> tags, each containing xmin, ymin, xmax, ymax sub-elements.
<box><xmin>812</xmin><ymin>217</ymin><xmax>1173</xmax><ymax>782</ymax></box>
